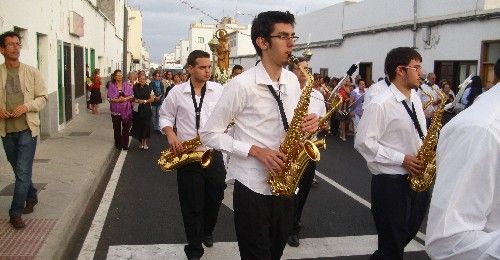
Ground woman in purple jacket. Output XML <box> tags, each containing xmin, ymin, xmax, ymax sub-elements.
<box><xmin>107</xmin><ymin>69</ymin><xmax>134</xmax><ymax>150</ymax></box>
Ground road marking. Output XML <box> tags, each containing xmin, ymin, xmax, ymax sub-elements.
<box><xmin>106</xmin><ymin>235</ymin><xmax>424</xmax><ymax>259</ymax></box>
<box><xmin>78</xmin><ymin>151</ymin><xmax>127</xmax><ymax>260</ymax></box>
<box><xmin>314</xmin><ymin>170</ymin><xmax>426</xmax><ymax>242</ymax></box>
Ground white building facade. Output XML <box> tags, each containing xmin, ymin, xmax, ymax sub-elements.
<box><xmin>291</xmin><ymin>0</ymin><xmax>500</xmax><ymax>88</ymax></box>
<box><xmin>127</xmin><ymin>6</ymin><xmax>149</xmax><ymax>72</ymax></box>
<box><xmin>229</xmin><ymin>0</ymin><xmax>500</xmax><ymax>88</ymax></box>
<box><xmin>0</xmin><ymin>0</ymin><xmax>126</xmax><ymax>136</ymax></box>
<box><xmin>176</xmin><ymin>17</ymin><xmax>252</xmax><ymax>68</ymax></box>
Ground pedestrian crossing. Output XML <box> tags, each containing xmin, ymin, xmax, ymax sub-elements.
<box><xmin>106</xmin><ymin>235</ymin><xmax>424</xmax><ymax>259</ymax></box>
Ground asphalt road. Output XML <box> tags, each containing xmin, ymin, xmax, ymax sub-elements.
<box><xmin>87</xmin><ymin>131</ymin><xmax>431</xmax><ymax>260</ymax></box>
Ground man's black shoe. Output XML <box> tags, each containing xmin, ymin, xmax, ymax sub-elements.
<box><xmin>188</xmin><ymin>258</ymin><xmax>200</xmax><ymax>260</ymax></box>
<box><xmin>287</xmin><ymin>234</ymin><xmax>300</xmax><ymax>247</ymax></box>
<box><xmin>203</xmin><ymin>234</ymin><xmax>214</xmax><ymax>247</ymax></box>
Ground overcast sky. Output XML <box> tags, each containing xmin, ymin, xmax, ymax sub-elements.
<box><xmin>127</xmin><ymin>0</ymin><xmax>345</xmax><ymax>63</ymax></box>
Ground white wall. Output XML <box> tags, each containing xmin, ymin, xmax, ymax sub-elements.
<box><xmin>293</xmin><ymin>0</ymin><xmax>500</xmax><ymax>80</ymax></box>
<box><xmin>0</xmin><ymin>0</ymin><xmax>124</xmax><ymax>135</ymax></box>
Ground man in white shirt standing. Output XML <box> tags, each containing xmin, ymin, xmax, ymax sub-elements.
<box><xmin>418</xmin><ymin>72</ymin><xmax>440</xmax><ymax>126</ymax></box>
<box><xmin>159</xmin><ymin>50</ymin><xmax>226</xmax><ymax>260</ymax></box>
<box><xmin>354</xmin><ymin>47</ymin><xmax>429</xmax><ymax>259</ymax></box>
<box><xmin>425</xmin><ymin>58</ymin><xmax>500</xmax><ymax>260</ymax></box>
<box><xmin>200</xmin><ymin>11</ymin><xmax>319</xmax><ymax>260</ymax></box>
<box><xmin>362</xmin><ymin>76</ymin><xmax>390</xmax><ymax>110</ymax></box>
<box><xmin>286</xmin><ymin>57</ymin><xmax>326</xmax><ymax>247</ymax></box>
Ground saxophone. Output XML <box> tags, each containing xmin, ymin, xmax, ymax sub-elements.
<box><xmin>268</xmin><ymin>55</ymin><xmax>320</xmax><ymax>197</ymax></box>
<box><xmin>421</xmin><ymin>86</ymin><xmax>435</xmax><ymax>110</ymax></box>
<box><xmin>157</xmin><ymin>135</ymin><xmax>213</xmax><ymax>172</ymax></box>
<box><xmin>408</xmin><ymin>89</ymin><xmax>447</xmax><ymax>192</ymax></box>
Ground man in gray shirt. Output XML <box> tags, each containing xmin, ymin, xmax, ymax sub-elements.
<box><xmin>0</xmin><ymin>31</ymin><xmax>48</xmax><ymax>229</ymax></box>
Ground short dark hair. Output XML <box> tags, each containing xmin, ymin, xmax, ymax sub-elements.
<box><xmin>0</xmin><ymin>31</ymin><xmax>21</xmax><ymax>47</ymax></box>
<box><xmin>186</xmin><ymin>50</ymin><xmax>210</xmax><ymax>67</ymax></box>
<box><xmin>152</xmin><ymin>70</ymin><xmax>161</xmax><ymax>77</ymax></box>
<box><xmin>495</xmin><ymin>57</ymin><xmax>500</xmax><ymax>79</ymax></box>
<box><xmin>384</xmin><ymin>47</ymin><xmax>422</xmax><ymax>81</ymax></box>
<box><xmin>251</xmin><ymin>11</ymin><xmax>295</xmax><ymax>57</ymax></box>
<box><xmin>232</xmin><ymin>64</ymin><xmax>243</xmax><ymax>73</ymax></box>
<box><xmin>287</xmin><ymin>56</ymin><xmax>306</xmax><ymax>71</ymax></box>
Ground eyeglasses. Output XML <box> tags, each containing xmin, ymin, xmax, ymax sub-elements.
<box><xmin>403</xmin><ymin>65</ymin><xmax>422</xmax><ymax>72</ymax></box>
<box><xmin>3</xmin><ymin>42</ymin><xmax>22</xmax><ymax>48</ymax></box>
<box><xmin>269</xmin><ymin>34</ymin><xmax>299</xmax><ymax>42</ymax></box>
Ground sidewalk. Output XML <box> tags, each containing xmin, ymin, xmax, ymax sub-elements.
<box><xmin>0</xmin><ymin>102</ymin><xmax>118</xmax><ymax>260</ymax></box>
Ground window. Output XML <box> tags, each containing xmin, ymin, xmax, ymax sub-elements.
<box><xmin>319</xmin><ymin>68</ymin><xmax>328</xmax><ymax>78</ymax></box>
<box><xmin>198</xmin><ymin>37</ymin><xmax>204</xmax><ymax>44</ymax></box>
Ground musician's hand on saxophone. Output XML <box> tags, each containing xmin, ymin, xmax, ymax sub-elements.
<box><xmin>301</xmin><ymin>113</ymin><xmax>319</xmax><ymax>134</ymax></box>
<box><xmin>165</xmin><ymin>127</ymin><xmax>185</xmax><ymax>156</ymax></box>
<box><xmin>403</xmin><ymin>155</ymin><xmax>425</xmax><ymax>176</ymax></box>
<box><xmin>249</xmin><ymin>145</ymin><xmax>287</xmax><ymax>175</ymax></box>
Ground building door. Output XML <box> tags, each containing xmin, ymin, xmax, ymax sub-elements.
<box><xmin>435</xmin><ymin>61</ymin><xmax>477</xmax><ymax>93</ymax></box>
<box><xmin>63</xmin><ymin>43</ymin><xmax>73</xmax><ymax>122</ymax></box>
<box><xmin>90</xmin><ymin>48</ymin><xmax>96</xmax><ymax>74</ymax></box>
<box><xmin>57</xmin><ymin>41</ymin><xmax>64</xmax><ymax>125</ymax></box>
<box><xmin>74</xmin><ymin>46</ymin><xmax>85</xmax><ymax>98</ymax></box>
<box><xmin>481</xmin><ymin>40</ymin><xmax>500</xmax><ymax>86</ymax></box>
<box><xmin>359</xmin><ymin>63</ymin><xmax>373</xmax><ymax>84</ymax></box>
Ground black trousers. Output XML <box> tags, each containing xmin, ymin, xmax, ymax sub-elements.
<box><xmin>111</xmin><ymin>115</ymin><xmax>131</xmax><ymax>148</ymax></box>
<box><xmin>370</xmin><ymin>174</ymin><xmax>430</xmax><ymax>260</ymax></box>
<box><xmin>233</xmin><ymin>180</ymin><xmax>294</xmax><ymax>260</ymax></box>
<box><xmin>177</xmin><ymin>150</ymin><xmax>226</xmax><ymax>258</ymax></box>
<box><xmin>292</xmin><ymin>161</ymin><xmax>316</xmax><ymax>234</ymax></box>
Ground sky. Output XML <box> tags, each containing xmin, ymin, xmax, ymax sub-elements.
<box><xmin>127</xmin><ymin>0</ymin><xmax>346</xmax><ymax>63</ymax></box>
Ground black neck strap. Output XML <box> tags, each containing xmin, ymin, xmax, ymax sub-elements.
<box><xmin>401</xmin><ymin>101</ymin><xmax>424</xmax><ymax>140</ymax></box>
<box><xmin>384</xmin><ymin>77</ymin><xmax>391</xmax><ymax>86</ymax></box>
<box><xmin>267</xmin><ymin>85</ymin><xmax>289</xmax><ymax>131</ymax></box>
<box><xmin>190</xmin><ymin>81</ymin><xmax>207</xmax><ymax>132</ymax></box>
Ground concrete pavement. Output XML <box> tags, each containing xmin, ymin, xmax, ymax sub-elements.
<box><xmin>0</xmin><ymin>100</ymin><xmax>119</xmax><ymax>260</ymax></box>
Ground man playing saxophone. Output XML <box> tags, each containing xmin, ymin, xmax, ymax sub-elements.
<box><xmin>200</xmin><ymin>11</ymin><xmax>318</xmax><ymax>260</ymax></box>
<box><xmin>354</xmin><ymin>47</ymin><xmax>429</xmax><ymax>260</ymax></box>
<box><xmin>158</xmin><ymin>50</ymin><xmax>227</xmax><ymax>260</ymax></box>
<box><xmin>286</xmin><ymin>57</ymin><xmax>326</xmax><ymax>247</ymax></box>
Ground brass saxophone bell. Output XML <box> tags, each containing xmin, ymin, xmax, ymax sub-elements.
<box><xmin>303</xmin><ymin>140</ymin><xmax>321</xmax><ymax>162</ymax></box>
<box><xmin>200</xmin><ymin>149</ymin><xmax>213</xmax><ymax>168</ymax></box>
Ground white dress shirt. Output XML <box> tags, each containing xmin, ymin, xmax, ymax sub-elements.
<box><xmin>363</xmin><ymin>78</ymin><xmax>390</xmax><ymax>110</ymax></box>
<box><xmin>310</xmin><ymin>89</ymin><xmax>327</xmax><ymax>118</ymax></box>
<box><xmin>354</xmin><ymin>83</ymin><xmax>427</xmax><ymax>175</ymax></box>
<box><xmin>199</xmin><ymin>62</ymin><xmax>302</xmax><ymax>195</ymax></box>
<box><xmin>426</xmin><ymin>83</ymin><xmax>500</xmax><ymax>260</ymax></box>
<box><xmin>159</xmin><ymin>80</ymin><xmax>223</xmax><ymax>148</ymax></box>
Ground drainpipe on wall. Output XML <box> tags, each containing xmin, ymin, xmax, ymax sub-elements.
<box><xmin>123</xmin><ymin>6</ymin><xmax>128</xmax><ymax>75</ymax></box>
<box><xmin>413</xmin><ymin>0</ymin><xmax>418</xmax><ymax>48</ymax></box>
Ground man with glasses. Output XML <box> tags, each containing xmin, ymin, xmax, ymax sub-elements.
<box><xmin>0</xmin><ymin>31</ymin><xmax>48</xmax><ymax>229</ymax></box>
<box><xmin>200</xmin><ymin>11</ymin><xmax>318</xmax><ymax>260</ymax></box>
<box><xmin>355</xmin><ymin>47</ymin><xmax>429</xmax><ymax>259</ymax></box>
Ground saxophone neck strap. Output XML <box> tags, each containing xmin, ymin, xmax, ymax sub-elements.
<box><xmin>267</xmin><ymin>84</ymin><xmax>289</xmax><ymax>131</ymax></box>
<box><xmin>190</xmin><ymin>81</ymin><xmax>207</xmax><ymax>132</ymax></box>
<box><xmin>401</xmin><ymin>101</ymin><xmax>424</xmax><ymax>140</ymax></box>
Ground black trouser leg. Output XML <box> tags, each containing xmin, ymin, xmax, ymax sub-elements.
<box><xmin>233</xmin><ymin>181</ymin><xmax>293</xmax><ymax>260</ymax></box>
<box><xmin>202</xmin><ymin>151</ymin><xmax>226</xmax><ymax>237</ymax></box>
<box><xmin>111</xmin><ymin>115</ymin><xmax>122</xmax><ymax>148</ymax></box>
<box><xmin>370</xmin><ymin>174</ymin><xmax>430</xmax><ymax>260</ymax></box>
<box><xmin>177</xmin><ymin>151</ymin><xmax>226</xmax><ymax>259</ymax></box>
<box><xmin>293</xmin><ymin>161</ymin><xmax>316</xmax><ymax>234</ymax></box>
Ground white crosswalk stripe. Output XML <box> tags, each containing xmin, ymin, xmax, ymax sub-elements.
<box><xmin>107</xmin><ymin>236</ymin><xmax>424</xmax><ymax>259</ymax></box>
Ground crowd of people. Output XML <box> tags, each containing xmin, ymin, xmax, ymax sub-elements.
<box><xmin>1</xmin><ymin>9</ymin><xmax>499</xmax><ymax>260</ymax></box>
